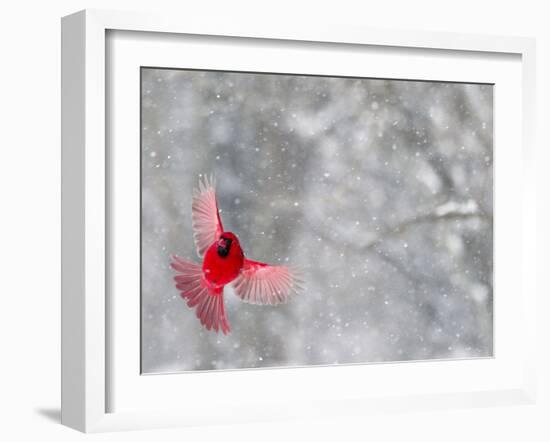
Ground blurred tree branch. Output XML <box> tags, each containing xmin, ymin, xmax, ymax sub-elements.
<box><xmin>306</xmin><ymin>200</ymin><xmax>490</xmax><ymax>254</ymax></box>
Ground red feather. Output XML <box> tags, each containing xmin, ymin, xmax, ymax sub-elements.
<box><xmin>233</xmin><ymin>259</ymin><xmax>304</xmax><ymax>305</ymax></box>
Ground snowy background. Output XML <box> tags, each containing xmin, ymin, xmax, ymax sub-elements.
<box><xmin>141</xmin><ymin>68</ymin><xmax>493</xmax><ymax>374</ymax></box>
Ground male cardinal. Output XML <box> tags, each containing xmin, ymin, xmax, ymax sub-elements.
<box><xmin>170</xmin><ymin>176</ymin><xmax>303</xmax><ymax>334</ymax></box>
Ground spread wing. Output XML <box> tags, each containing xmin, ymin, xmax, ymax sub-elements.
<box><xmin>232</xmin><ymin>259</ymin><xmax>304</xmax><ymax>305</ymax></box>
<box><xmin>191</xmin><ymin>175</ymin><xmax>224</xmax><ymax>258</ymax></box>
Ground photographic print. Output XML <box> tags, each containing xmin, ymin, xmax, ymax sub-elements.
<box><xmin>141</xmin><ymin>68</ymin><xmax>493</xmax><ymax>374</ymax></box>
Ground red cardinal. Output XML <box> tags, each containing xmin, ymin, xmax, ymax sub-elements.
<box><xmin>171</xmin><ymin>176</ymin><xmax>303</xmax><ymax>334</ymax></box>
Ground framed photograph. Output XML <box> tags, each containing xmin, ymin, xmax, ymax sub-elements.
<box><xmin>61</xmin><ymin>9</ymin><xmax>537</xmax><ymax>432</ymax></box>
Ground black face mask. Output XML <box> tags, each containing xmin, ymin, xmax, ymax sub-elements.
<box><xmin>217</xmin><ymin>237</ymin><xmax>232</xmax><ymax>258</ymax></box>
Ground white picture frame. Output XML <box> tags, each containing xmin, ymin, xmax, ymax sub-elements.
<box><xmin>61</xmin><ymin>9</ymin><xmax>537</xmax><ymax>433</ymax></box>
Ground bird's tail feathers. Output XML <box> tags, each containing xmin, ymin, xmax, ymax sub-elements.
<box><xmin>170</xmin><ymin>255</ymin><xmax>231</xmax><ymax>334</ymax></box>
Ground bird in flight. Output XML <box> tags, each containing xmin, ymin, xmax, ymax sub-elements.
<box><xmin>171</xmin><ymin>176</ymin><xmax>303</xmax><ymax>334</ymax></box>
